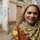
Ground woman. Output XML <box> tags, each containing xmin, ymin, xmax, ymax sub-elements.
<box><xmin>12</xmin><ymin>4</ymin><xmax>40</xmax><ymax>40</ymax></box>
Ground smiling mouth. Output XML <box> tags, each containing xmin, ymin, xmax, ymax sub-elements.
<box><xmin>29</xmin><ymin>18</ymin><xmax>34</xmax><ymax>21</ymax></box>
<box><xmin>27</xmin><ymin>16</ymin><xmax>35</xmax><ymax>20</ymax></box>
<box><xmin>28</xmin><ymin>17</ymin><xmax>34</xmax><ymax>21</ymax></box>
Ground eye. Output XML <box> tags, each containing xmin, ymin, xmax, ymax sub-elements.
<box><xmin>27</xmin><ymin>12</ymin><xmax>32</xmax><ymax>14</ymax></box>
<box><xmin>34</xmin><ymin>12</ymin><xmax>38</xmax><ymax>15</ymax></box>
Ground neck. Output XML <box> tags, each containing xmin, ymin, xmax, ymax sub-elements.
<box><xmin>24</xmin><ymin>21</ymin><xmax>36</xmax><ymax>26</ymax></box>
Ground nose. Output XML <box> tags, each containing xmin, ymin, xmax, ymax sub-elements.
<box><xmin>30</xmin><ymin>13</ymin><xmax>34</xmax><ymax>17</ymax></box>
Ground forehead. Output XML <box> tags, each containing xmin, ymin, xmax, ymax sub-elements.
<box><xmin>27</xmin><ymin>6</ymin><xmax>38</xmax><ymax>12</ymax></box>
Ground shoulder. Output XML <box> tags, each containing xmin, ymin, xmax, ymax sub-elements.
<box><xmin>18</xmin><ymin>21</ymin><xmax>28</xmax><ymax>31</ymax></box>
<box><xmin>38</xmin><ymin>21</ymin><xmax>40</xmax><ymax>27</ymax></box>
<box><xmin>36</xmin><ymin>21</ymin><xmax>40</xmax><ymax>28</ymax></box>
<box><xmin>19</xmin><ymin>21</ymin><xmax>26</xmax><ymax>28</ymax></box>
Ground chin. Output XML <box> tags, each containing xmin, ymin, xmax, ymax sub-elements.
<box><xmin>26</xmin><ymin>19</ymin><xmax>35</xmax><ymax>25</ymax></box>
<box><xmin>28</xmin><ymin>21</ymin><xmax>35</xmax><ymax>25</ymax></box>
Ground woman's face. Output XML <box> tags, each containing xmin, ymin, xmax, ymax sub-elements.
<box><xmin>24</xmin><ymin>6</ymin><xmax>39</xmax><ymax>25</ymax></box>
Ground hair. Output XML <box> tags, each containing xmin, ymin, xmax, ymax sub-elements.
<box><xmin>20</xmin><ymin>4</ymin><xmax>40</xmax><ymax>24</ymax></box>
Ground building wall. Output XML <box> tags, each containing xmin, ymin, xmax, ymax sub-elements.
<box><xmin>8</xmin><ymin>0</ymin><xmax>16</xmax><ymax>22</ymax></box>
<box><xmin>16</xmin><ymin>5</ymin><xmax>25</xmax><ymax>24</ymax></box>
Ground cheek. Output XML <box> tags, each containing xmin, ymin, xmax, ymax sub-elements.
<box><xmin>34</xmin><ymin>15</ymin><xmax>38</xmax><ymax>19</ymax></box>
<box><xmin>25</xmin><ymin>14</ymin><xmax>38</xmax><ymax>20</ymax></box>
<box><xmin>24</xmin><ymin>14</ymin><xmax>29</xmax><ymax>20</ymax></box>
